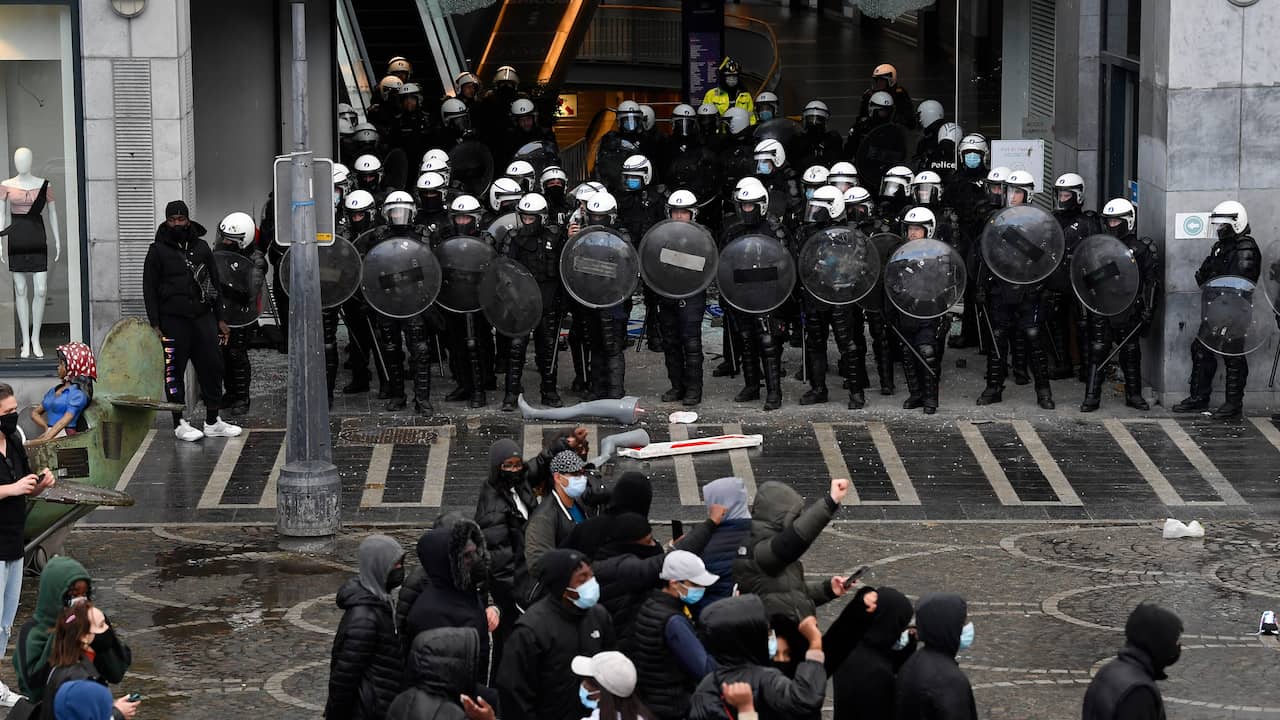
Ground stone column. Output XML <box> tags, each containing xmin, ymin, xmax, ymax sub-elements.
<box><xmin>1138</xmin><ymin>0</ymin><xmax>1280</xmax><ymax>408</ymax></box>
<box><xmin>1052</xmin><ymin>0</ymin><xmax>1101</xmax><ymax>210</ymax></box>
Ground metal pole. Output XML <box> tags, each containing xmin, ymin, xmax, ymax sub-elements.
<box><xmin>278</xmin><ymin>1</ymin><xmax>342</xmax><ymax>542</ymax></box>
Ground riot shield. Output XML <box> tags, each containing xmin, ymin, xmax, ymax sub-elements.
<box><xmin>279</xmin><ymin>236</ymin><xmax>363</xmax><ymax>309</ymax></box>
<box><xmin>716</xmin><ymin>233</ymin><xmax>796</xmax><ymax>314</ymax></box>
<box><xmin>360</xmin><ymin>235</ymin><xmax>442</xmax><ymax>318</ymax></box>
<box><xmin>480</xmin><ymin>257</ymin><xmax>543</xmax><ymax>337</ymax></box>
<box><xmin>513</xmin><ymin>140</ymin><xmax>560</xmax><ymax>175</ymax></box>
<box><xmin>436</xmin><ymin>235</ymin><xmax>497</xmax><ymax>313</ymax></box>
<box><xmin>638</xmin><ymin>219</ymin><xmax>718</xmax><ymax>300</ymax></box>
<box><xmin>797</xmin><ymin>225</ymin><xmax>880</xmax><ymax>306</ymax></box>
<box><xmin>487</xmin><ymin>212</ymin><xmax>521</xmax><ymax>251</ymax></box>
<box><xmin>594</xmin><ymin>136</ymin><xmax>638</xmax><ymax>194</ymax></box>
<box><xmin>1196</xmin><ymin>275</ymin><xmax>1269</xmax><ymax>357</ymax></box>
<box><xmin>980</xmin><ymin>205</ymin><xmax>1066</xmax><ymax>285</ymax></box>
<box><xmin>1263</xmin><ymin>256</ymin><xmax>1280</xmax><ymax>317</ymax></box>
<box><xmin>855</xmin><ymin>123</ymin><xmax>909</xmax><ymax>183</ymax></box>
<box><xmin>213</xmin><ymin>250</ymin><xmax>264</xmax><ymax>328</ymax></box>
<box><xmin>1069</xmin><ymin>234</ymin><xmax>1139</xmax><ymax>316</ymax></box>
<box><xmin>855</xmin><ymin>232</ymin><xmax>905</xmax><ymax>313</ymax></box>
<box><xmin>884</xmin><ymin>238</ymin><xmax>967</xmax><ymax>319</ymax></box>
<box><xmin>560</xmin><ymin>225</ymin><xmax>640</xmax><ymax>309</ymax></box>
<box><xmin>449</xmin><ymin>140</ymin><xmax>495</xmax><ymax>196</ymax></box>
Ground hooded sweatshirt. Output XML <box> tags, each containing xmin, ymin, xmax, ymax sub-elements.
<box><xmin>475</xmin><ymin>439</ymin><xmax>536</xmax><ymax>610</ymax></box>
<box><xmin>894</xmin><ymin>592</ymin><xmax>977</xmax><ymax>720</ymax></box>
<box><xmin>694</xmin><ymin>477</ymin><xmax>753</xmax><ymax>614</ymax></box>
<box><xmin>52</xmin><ymin>679</ymin><xmax>113</xmax><ymax>720</ymax></box>
<box><xmin>326</xmin><ymin>535</ymin><xmax>406</xmax><ymax>720</ymax></box>
<box><xmin>833</xmin><ymin>586</ymin><xmax>914</xmax><ymax>719</ymax></box>
<box><xmin>567</xmin><ymin>471</ymin><xmax>653</xmax><ymax>558</ymax></box>
<box><xmin>386</xmin><ymin>627</ymin><xmax>481</xmax><ymax>720</ymax></box>
<box><xmin>1082</xmin><ymin>603</ymin><xmax>1183</xmax><ymax>720</ymax></box>
<box><xmin>405</xmin><ymin>519</ymin><xmax>491</xmax><ymax>670</ymax></box>
<box><xmin>732</xmin><ymin>482</ymin><xmax>839</xmax><ymax>620</ymax></box>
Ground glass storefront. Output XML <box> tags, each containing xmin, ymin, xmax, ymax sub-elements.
<box><xmin>0</xmin><ymin>3</ymin><xmax>84</xmax><ymax>363</ymax></box>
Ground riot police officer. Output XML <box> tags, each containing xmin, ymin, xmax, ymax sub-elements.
<box><xmin>505</xmin><ymin>160</ymin><xmax>538</xmax><ymax>194</ymax></box>
<box><xmin>723</xmin><ymin>178</ymin><xmax>789</xmax><ymax>411</ymax></box>
<box><xmin>541</xmin><ymin>166</ymin><xmax>572</xmax><ymax>226</ymax></box>
<box><xmin>594</xmin><ymin>101</ymin><xmax>647</xmax><ymax>194</ymax></box>
<box><xmin>488</xmin><ymin>177</ymin><xmax>523</xmax><ymax>216</ymax></box>
<box><xmin>897</xmin><ymin>207</ymin><xmax>948</xmax><ymax>414</ymax></box>
<box><xmin>753</xmin><ymin>139</ymin><xmax>802</xmax><ymax>226</ymax></box>
<box><xmin>847</xmin><ymin>186</ymin><xmax>898</xmax><ymax>395</ymax></box>
<box><xmin>338</xmin><ymin>190</ymin><xmax>385</xmax><ymax>398</ymax></box>
<box><xmin>214</xmin><ymin>212</ymin><xmax>266</xmax><ymax>417</ymax></box>
<box><xmin>618</xmin><ymin>155</ymin><xmax>665</xmax><ymax>352</ymax></box>
<box><xmin>441</xmin><ymin>194</ymin><xmax>495</xmax><ymax>407</ymax></box>
<box><xmin>660</xmin><ymin>104</ymin><xmax>721</xmax><ymax>230</ymax></box>
<box><xmin>501</xmin><ymin>193</ymin><xmax>565</xmax><ymax>410</ymax></box>
<box><xmin>944</xmin><ymin>134</ymin><xmax>993</xmax><ymax>350</ymax></box>
<box><xmin>878</xmin><ymin>165</ymin><xmax>915</xmax><ymax>223</ymax></box>
<box><xmin>702</xmin><ymin>57</ymin><xmax>755</xmax><ymax>118</ymax></box>
<box><xmin>907</xmin><ymin>171</ymin><xmax>955</xmax><ymax>244</ymax></box>
<box><xmin>829</xmin><ymin>162</ymin><xmax>860</xmax><ymax>195</ymax></box>
<box><xmin>499</xmin><ymin>98</ymin><xmax>558</xmax><ymax>166</ymax></box>
<box><xmin>913</xmin><ymin>101</ymin><xmax>963</xmax><ymax>181</ymax></box>
<box><xmin>1172</xmin><ymin>200</ymin><xmax>1261</xmax><ymax>419</ymax></box>
<box><xmin>1051</xmin><ymin>173</ymin><xmax>1102</xmax><ymax>379</ymax></box>
<box><xmin>857</xmin><ymin>63</ymin><xmax>916</xmax><ymax>127</ymax></box>
<box><xmin>564</xmin><ymin>182</ymin><xmax>607</xmax><ymax>392</ymax></box>
<box><xmin>352</xmin><ymin>154</ymin><xmax>388</xmax><ymax>204</ymax></box>
<box><xmin>976</xmin><ymin>170</ymin><xmax>1056</xmax><ymax>410</ymax></box>
<box><xmin>793</xmin><ymin>101</ymin><xmax>844</xmax><ymax>169</ymax></box>
<box><xmin>570</xmin><ymin>191</ymin><xmax>631</xmax><ymax>399</ymax></box>
<box><xmin>754</xmin><ymin>92</ymin><xmax>780</xmax><ymax>123</ymax></box>
<box><xmin>1081</xmin><ymin>198</ymin><xmax>1158</xmax><ymax>412</ymax></box>
<box><xmin>389</xmin><ymin>83</ymin><xmax>433</xmax><ymax>168</ymax></box>
<box><xmin>439</xmin><ymin>97</ymin><xmax>474</xmax><ymax>148</ymax></box>
<box><xmin>656</xmin><ymin>190</ymin><xmax>709</xmax><ymax>406</ymax></box>
<box><xmin>368</xmin><ymin>76</ymin><xmax>404</xmax><ymax>135</ymax></box>
<box><xmin>414</xmin><ymin>171</ymin><xmax>451</xmax><ymax>230</ymax></box>
<box><xmin>846</xmin><ymin>90</ymin><xmax>897</xmax><ymax>160</ymax></box>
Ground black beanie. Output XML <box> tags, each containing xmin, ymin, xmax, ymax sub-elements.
<box><xmin>165</xmin><ymin>200</ymin><xmax>190</xmax><ymax>218</ymax></box>
<box><xmin>607</xmin><ymin>512</ymin><xmax>652</xmax><ymax>544</ymax></box>
<box><xmin>539</xmin><ymin>548</ymin><xmax>587</xmax><ymax>597</ymax></box>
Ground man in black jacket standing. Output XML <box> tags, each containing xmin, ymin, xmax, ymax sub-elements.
<box><xmin>1082</xmin><ymin>603</ymin><xmax>1183</xmax><ymax>720</ymax></box>
<box><xmin>142</xmin><ymin>200</ymin><xmax>241</xmax><ymax>442</ymax></box>
<box><xmin>894</xmin><ymin>592</ymin><xmax>977</xmax><ymax>720</ymax></box>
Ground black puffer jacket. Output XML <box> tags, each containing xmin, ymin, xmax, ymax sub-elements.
<box><xmin>386</xmin><ymin>627</ymin><xmax>481</xmax><ymax>720</ymax></box>
<box><xmin>894</xmin><ymin>593</ymin><xmax>977</xmax><ymax>720</ymax></box>
<box><xmin>594</xmin><ymin>517</ymin><xmax>716</xmax><ymax>640</ymax></box>
<box><xmin>325</xmin><ymin>579</ymin><xmax>404</xmax><ymax>720</ymax></box>
<box><xmin>687</xmin><ymin>595</ymin><xmax>826</xmax><ymax>720</ymax></box>
<box><xmin>142</xmin><ymin>221</ymin><xmax>222</xmax><ymax>324</ymax></box>
<box><xmin>405</xmin><ymin>520</ymin><xmax>492</xmax><ymax>669</ymax></box>
<box><xmin>496</xmin><ymin>595</ymin><xmax>615</xmax><ymax>720</ymax></box>
<box><xmin>474</xmin><ymin>439</ymin><xmax>536</xmax><ymax>610</ymax></box>
<box><xmin>833</xmin><ymin>587</ymin><xmax>915</xmax><ymax>720</ymax></box>
<box><xmin>733</xmin><ymin>482</ymin><xmax>839</xmax><ymax>620</ymax></box>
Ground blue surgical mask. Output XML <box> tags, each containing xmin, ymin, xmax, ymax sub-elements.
<box><xmin>756</xmin><ymin>161</ymin><xmax>772</xmax><ymax>176</ymax></box>
<box><xmin>958</xmin><ymin>622</ymin><xmax>975</xmax><ymax>650</ymax></box>
<box><xmin>804</xmin><ymin>188</ymin><xmax>816</xmax><ymax>200</ymax></box>
<box><xmin>681</xmin><ymin>585</ymin><xmax>705</xmax><ymax>605</ymax></box>
<box><xmin>579</xmin><ymin>685</ymin><xmax>598</xmax><ymax>710</ymax></box>
<box><xmin>767</xmin><ymin>631</ymin><xmax>778</xmax><ymax>659</ymax></box>
<box><xmin>625</xmin><ymin>177</ymin><xmax>642</xmax><ymax>191</ymax></box>
<box><xmin>758</xmin><ymin>110</ymin><xmax>774</xmax><ymax>122</ymax></box>
<box><xmin>963</xmin><ymin>153</ymin><xmax>982</xmax><ymax>169</ymax></box>
<box><xmin>893</xmin><ymin>630</ymin><xmax>911</xmax><ymax>651</ymax></box>
<box><xmin>565</xmin><ymin>474</ymin><xmax>588</xmax><ymax>498</ymax></box>
<box><xmin>571</xmin><ymin>577</ymin><xmax>600</xmax><ymax>609</ymax></box>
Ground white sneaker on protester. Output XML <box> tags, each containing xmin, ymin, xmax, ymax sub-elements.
<box><xmin>174</xmin><ymin>420</ymin><xmax>205</xmax><ymax>442</ymax></box>
<box><xmin>0</xmin><ymin>681</ymin><xmax>26</xmax><ymax>708</ymax></box>
<box><xmin>203</xmin><ymin>418</ymin><xmax>242</xmax><ymax>438</ymax></box>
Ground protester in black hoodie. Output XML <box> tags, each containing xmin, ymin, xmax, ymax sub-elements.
<box><xmin>1082</xmin><ymin>603</ymin><xmax>1183</xmax><ymax>720</ymax></box>
<box><xmin>405</xmin><ymin>517</ymin><xmax>496</xmax><ymax>681</ymax></box>
<box><xmin>475</xmin><ymin>439</ymin><xmax>536</xmax><ymax>622</ymax></box>
<box><xmin>833</xmin><ymin>586</ymin><xmax>915</xmax><ymax>719</ymax></box>
<box><xmin>386</xmin><ymin>627</ymin><xmax>497</xmax><ymax>720</ymax></box>
<box><xmin>325</xmin><ymin>535</ymin><xmax>406</xmax><ymax>720</ymax></box>
<box><xmin>142</xmin><ymin>199</ymin><xmax>240</xmax><ymax>442</ymax></box>
<box><xmin>566</xmin><ymin>471</ymin><xmax>652</xmax><ymax>558</ymax></box>
<box><xmin>893</xmin><ymin>592</ymin><xmax>977</xmax><ymax>720</ymax></box>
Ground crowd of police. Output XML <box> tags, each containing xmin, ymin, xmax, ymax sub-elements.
<box><xmin>214</xmin><ymin>55</ymin><xmax>1263</xmax><ymax>420</ymax></box>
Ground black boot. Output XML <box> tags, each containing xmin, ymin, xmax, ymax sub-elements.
<box><xmin>1212</xmin><ymin>358</ymin><xmax>1247</xmax><ymax>420</ymax></box>
<box><xmin>762</xmin><ymin>325</ymin><xmax>783</xmax><ymax>411</ymax></box>
<box><xmin>1080</xmin><ymin>365</ymin><xmax>1103</xmax><ymax>412</ymax></box>
<box><xmin>503</xmin><ymin>336</ymin><xmax>527</xmax><ymax>413</ymax></box>
<box><xmin>342</xmin><ymin>364</ymin><xmax>371</xmax><ymax>394</ymax></box>
<box><xmin>870</xmin><ymin>317</ymin><xmax>896</xmax><ymax>395</ymax></box>
<box><xmin>1120</xmin><ymin>344</ymin><xmax>1149</xmax><ymax>410</ymax></box>
<box><xmin>922</xmin><ymin>344</ymin><xmax>942</xmax><ymax>414</ymax></box>
<box><xmin>406</xmin><ymin>318</ymin><xmax>434</xmax><ymax>417</ymax></box>
<box><xmin>901</xmin><ymin>355</ymin><xmax>923</xmax><ymax>410</ymax></box>
<box><xmin>1036</xmin><ymin>385</ymin><xmax>1056</xmax><ymax>410</ymax></box>
<box><xmin>977</xmin><ymin>385</ymin><xmax>1004</xmax><ymax>405</ymax></box>
<box><xmin>1028</xmin><ymin>329</ymin><xmax>1055</xmax><ymax>410</ymax></box>
<box><xmin>1011</xmin><ymin>331</ymin><xmax>1030</xmax><ymax>385</ymax></box>
<box><xmin>682</xmin><ymin>335</ymin><xmax>703</xmax><ymax>407</ymax></box>
<box><xmin>799</xmin><ymin>351</ymin><xmax>828</xmax><ymax>405</ymax></box>
<box><xmin>735</xmin><ymin>347</ymin><xmax>761</xmax><ymax>402</ymax></box>
<box><xmin>1172</xmin><ymin>344</ymin><xmax>1215</xmax><ymax>412</ymax></box>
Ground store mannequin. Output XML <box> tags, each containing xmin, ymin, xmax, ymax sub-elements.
<box><xmin>0</xmin><ymin>148</ymin><xmax>62</xmax><ymax>358</ymax></box>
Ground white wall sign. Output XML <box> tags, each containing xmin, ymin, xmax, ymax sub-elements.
<box><xmin>1174</xmin><ymin>212</ymin><xmax>1212</xmax><ymax>240</ymax></box>
<box><xmin>991</xmin><ymin>139</ymin><xmax>1045</xmax><ymax>193</ymax></box>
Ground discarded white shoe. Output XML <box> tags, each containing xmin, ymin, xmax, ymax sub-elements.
<box><xmin>1185</xmin><ymin>520</ymin><xmax>1205</xmax><ymax>538</ymax></box>
<box><xmin>1259</xmin><ymin>610</ymin><xmax>1278</xmax><ymax>636</ymax></box>
<box><xmin>1162</xmin><ymin>518</ymin><xmax>1204</xmax><ymax>539</ymax></box>
<box><xmin>668</xmin><ymin>411</ymin><xmax>698</xmax><ymax>424</ymax></box>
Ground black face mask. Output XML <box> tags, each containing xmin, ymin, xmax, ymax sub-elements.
<box><xmin>0</xmin><ymin>413</ymin><xmax>17</xmax><ymax>436</ymax></box>
<box><xmin>420</xmin><ymin>194</ymin><xmax>444</xmax><ymax>214</ymax></box>
<box><xmin>497</xmin><ymin>468</ymin><xmax>525</xmax><ymax>487</ymax></box>
<box><xmin>1217</xmin><ymin>225</ymin><xmax>1237</xmax><ymax>241</ymax></box>
<box><xmin>545</xmin><ymin>186</ymin><xmax>566</xmax><ymax>206</ymax></box>
<box><xmin>385</xmin><ymin>567</ymin><xmax>405</xmax><ymax>592</ymax></box>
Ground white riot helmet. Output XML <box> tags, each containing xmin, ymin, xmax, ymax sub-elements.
<box><xmin>804</xmin><ymin>185</ymin><xmax>845</xmax><ymax>224</ymax></box>
<box><xmin>442</xmin><ymin>97</ymin><xmax>470</xmax><ymax>132</ymax></box>
<box><xmin>639</xmin><ymin>105</ymin><xmax>656</xmax><ymax>132</ymax></box>
<box><xmin>505</xmin><ymin>160</ymin><xmax>537</xmax><ymax>192</ymax></box>
<box><xmin>802</xmin><ymin>165</ymin><xmax>830</xmax><ymax>200</ymax></box>
<box><xmin>352</xmin><ymin>122</ymin><xmax>379</xmax><ymax>147</ymax></box>
<box><xmin>337</xmin><ymin>104</ymin><xmax>358</xmax><ymax>135</ymax></box>
<box><xmin>697</xmin><ymin>102</ymin><xmax>720</xmax><ymax>134</ymax></box>
<box><xmin>755</xmin><ymin>91</ymin><xmax>780</xmax><ymax>122</ymax></box>
<box><xmin>397</xmin><ymin>83</ymin><xmax>423</xmax><ymax>108</ymax></box>
<box><xmin>903</xmin><ymin>206</ymin><xmax>937</xmax><ymax>240</ymax></box>
<box><xmin>617</xmin><ymin>100</ymin><xmax>644</xmax><ymax>134</ymax></box>
<box><xmin>1210</xmin><ymin>200</ymin><xmax>1249</xmax><ymax>236</ymax></box>
<box><xmin>415</xmin><ymin>171</ymin><xmax>448</xmax><ymax>213</ymax></box>
<box><xmin>420</xmin><ymin>156</ymin><xmax>450</xmax><ymax>184</ymax></box>
<box><xmin>985</xmin><ymin>166</ymin><xmax>1012</xmax><ymax>204</ymax></box>
<box><xmin>910</xmin><ymin>170</ymin><xmax>943</xmax><ymax>205</ymax></box>
<box><xmin>754</xmin><ymin>139</ymin><xmax>787</xmax><ymax>175</ymax></box>
<box><xmin>344</xmin><ymin>189</ymin><xmax>377</xmax><ymax>231</ymax></box>
<box><xmin>382</xmin><ymin>190</ymin><xmax>416</xmax><ymax>226</ymax></box>
<box><xmin>1101</xmin><ymin>198</ymin><xmax>1136</xmax><ymax>237</ymax></box>
<box><xmin>828</xmin><ymin>162</ymin><xmax>859</xmax><ymax>190</ymax></box>
<box><xmin>378</xmin><ymin>75</ymin><xmax>404</xmax><ymax>101</ymax></box>
<box><xmin>880</xmin><ymin>165</ymin><xmax>914</xmax><ymax>199</ymax></box>
<box><xmin>666</xmin><ymin>189</ymin><xmax>699</xmax><ymax>221</ymax></box>
<box><xmin>939</xmin><ymin>122</ymin><xmax>963</xmax><ymax>149</ymax></box>
<box><xmin>916</xmin><ymin>100</ymin><xmax>944</xmax><ymax>128</ymax></box>
<box><xmin>510</xmin><ymin>98</ymin><xmax>536</xmax><ymax>125</ymax></box>
<box><xmin>540</xmin><ymin>165</ymin><xmax>568</xmax><ymax>194</ymax></box>
<box><xmin>449</xmin><ymin>194</ymin><xmax>484</xmax><ymax>234</ymax></box>
<box><xmin>517</xmin><ymin>192</ymin><xmax>549</xmax><ymax>232</ymax></box>
<box><xmin>723</xmin><ymin>107</ymin><xmax>752</xmax><ymax>136</ymax></box>
<box><xmin>488</xmin><ymin>178</ymin><xmax>523</xmax><ymax>213</ymax></box>
<box><xmin>387</xmin><ymin>57</ymin><xmax>412</xmax><ymax>80</ymax></box>
<box><xmin>424</xmin><ymin>148</ymin><xmax>450</xmax><ymax>168</ymax></box>
<box><xmin>493</xmin><ymin>65</ymin><xmax>519</xmax><ymax>88</ymax></box>
<box><xmin>844</xmin><ymin>186</ymin><xmax>875</xmax><ymax>219</ymax></box>
<box><xmin>353</xmin><ymin>154</ymin><xmax>383</xmax><ymax>190</ymax></box>
<box><xmin>217</xmin><ymin>212</ymin><xmax>257</xmax><ymax>250</ymax></box>
<box><xmin>671</xmin><ymin>104</ymin><xmax>697</xmax><ymax>137</ymax></box>
<box><xmin>585</xmin><ymin>191</ymin><xmax>619</xmax><ymax>225</ymax></box>
<box><xmin>803</xmin><ymin>100</ymin><xmax>830</xmax><ymax>131</ymax></box>
<box><xmin>1005</xmin><ymin>170</ymin><xmax>1036</xmax><ymax>206</ymax></box>
<box><xmin>959</xmin><ymin>133</ymin><xmax>989</xmax><ymax>170</ymax></box>
<box><xmin>873</xmin><ymin>63</ymin><xmax>898</xmax><ymax>88</ymax></box>
<box><xmin>572</xmin><ymin>181</ymin><xmax>606</xmax><ymax>207</ymax></box>
<box><xmin>1054</xmin><ymin>173</ymin><xmax>1086</xmax><ymax>212</ymax></box>
<box><xmin>734</xmin><ymin>177</ymin><xmax>770</xmax><ymax>225</ymax></box>
<box><xmin>868</xmin><ymin>91</ymin><xmax>895</xmax><ymax>120</ymax></box>
<box><xmin>332</xmin><ymin>163</ymin><xmax>352</xmax><ymax>207</ymax></box>
<box><xmin>621</xmin><ymin>154</ymin><xmax>653</xmax><ymax>190</ymax></box>
<box><xmin>454</xmin><ymin>71</ymin><xmax>480</xmax><ymax>96</ymax></box>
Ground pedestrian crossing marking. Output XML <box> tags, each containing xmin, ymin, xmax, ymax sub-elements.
<box><xmin>1103</xmin><ymin>419</ymin><xmax>1245</xmax><ymax>506</ymax></box>
<box><xmin>115</xmin><ymin>429</ymin><xmax>156</xmax><ymax>492</ymax></box>
<box><xmin>813</xmin><ymin>422</ymin><xmax>921</xmax><ymax>505</ymax></box>
<box><xmin>198</xmin><ymin>431</ymin><xmax>251</xmax><ymax>509</ymax></box>
<box><xmin>670</xmin><ymin>424</ymin><xmax>700</xmax><ymax>506</ymax></box>
<box><xmin>722</xmin><ymin>423</ymin><xmax>759</xmax><ymax>501</ymax></box>
<box><xmin>363</xmin><ymin>426</ymin><xmax>454</xmax><ymax>508</ymax></box>
<box><xmin>359</xmin><ymin>444</ymin><xmax>393</xmax><ymax>508</ymax></box>
<box><xmin>258</xmin><ymin>437</ymin><xmax>287</xmax><ymax>509</ymax></box>
<box><xmin>956</xmin><ymin>421</ymin><xmax>1081</xmax><ymax>506</ymax></box>
<box><xmin>1248</xmin><ymin>416</ymin><xmax>1280</xmax><ymax>454</ymax></box>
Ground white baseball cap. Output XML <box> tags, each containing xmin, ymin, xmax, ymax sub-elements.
<box><xmin>659</xmin><ymin>550</ymin><xmax>719</xmax><ymax>586</ymax></box>
<box><xmin>571</xmin><ymin>651</ymin><xmax>637</xmax><ymax>697</ymax></box>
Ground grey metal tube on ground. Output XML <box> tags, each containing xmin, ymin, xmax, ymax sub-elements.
<box><xmin>517</xmin><ymin>394</ymin><xmax>643</xmax><ymax>424</ymax></box>
<box><xmin>588</xmin><ymin>429</ymin><xmax>651</xmax><ymax>467</ymax></box>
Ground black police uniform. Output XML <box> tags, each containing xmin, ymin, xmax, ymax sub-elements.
<box><xmin>501</xmin><ymin>220</ymin><xmax>566</xmax><ymax>409</ymax></box>
<box><xmin>1081</xmin><ymin>231</ymin><xmax>1159</xmax><ymax>411</ymax></box>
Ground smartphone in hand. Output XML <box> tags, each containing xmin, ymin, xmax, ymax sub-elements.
<box><xmin>843</xmin><ymin>565</ymin><xmax>870</xmax><ymax>590</ymax></box>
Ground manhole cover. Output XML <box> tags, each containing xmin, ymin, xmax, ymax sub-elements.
<box><xmin>336</xmin><ymin>425</ymin><xmax>440</xmax><ymax>446</ymax></box>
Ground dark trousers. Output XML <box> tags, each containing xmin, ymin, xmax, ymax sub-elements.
<box><xmin>221</xmin><ymin>326</ymin><xmax>252</xmax><ymax>409</ymax></box>
<box><xmin>161</xmin><ymin>312</ymin><xmax>224</xmax><ymax>414</ymax></box>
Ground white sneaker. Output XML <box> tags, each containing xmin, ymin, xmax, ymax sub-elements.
<box><xmin>0</xmin><ymin>681</ymin><xmax>26</xmax><ymax>707</ymax></box>
<box><xmin>174</xmin><ymin>420</ymin><xmax>205</xmax><ymax>442</ymax></box>
<box><xmin>203</xmin><ymin>418</ymin><xmax>243</xmax><ymax>438</ymax></box>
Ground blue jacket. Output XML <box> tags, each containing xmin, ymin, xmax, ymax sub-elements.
<box><xmin>693</xmin><ymin>518</ymin><xmax>751</xmax><ymax>617</ymax></box>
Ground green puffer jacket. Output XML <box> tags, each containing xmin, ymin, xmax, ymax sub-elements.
<box><xmin>731</xmin><ymin>482</ymin><xmax>839</xmax><ymax>620</ymax></box>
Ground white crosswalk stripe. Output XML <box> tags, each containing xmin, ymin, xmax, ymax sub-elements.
<box><xmin>1104</xmin><ymin>418</ymin><xmax>1247</xmax><ymax>506</ymax></box>
<box><xmin>813</xmin><ymin>421</ymin><xmax>921</xmax><ymax>505</ymax></box>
